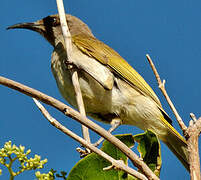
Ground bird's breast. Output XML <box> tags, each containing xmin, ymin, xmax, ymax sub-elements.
<box><xmin>50</xmin><ymin>44</ymin><xmax>117</xmax><ymax>122</ymax></box>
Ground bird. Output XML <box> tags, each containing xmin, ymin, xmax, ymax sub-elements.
<box><xmin>7</xmin><ymin>14</ymin><xmax>189</xmax><ymax>171</ymax></box>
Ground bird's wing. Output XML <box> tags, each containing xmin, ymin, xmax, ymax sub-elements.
<box><xmin>52</xmin><ymin>41</ymin><xmax>114</xmax><ymax>90</ymax></box>
<box><xmin>73</xmin><ymin>34</ymin><xmax>162</xmax><ymax>108</ymax></box>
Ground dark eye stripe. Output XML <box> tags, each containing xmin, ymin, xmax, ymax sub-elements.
<box><xmin>42</xmin><ymin>16</ymin><xmax>55</xmax><ymax>46</ymax></box>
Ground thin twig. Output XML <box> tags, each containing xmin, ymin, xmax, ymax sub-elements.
<box><xmin>0</xmin><ymin>76</ymin><xmax>159</xmax><ymax>180</ymax></box>
<box><xmin>32</xmin><ymin>98</ymin><xmax>147</xmax><ymax>180</ymax></box>
<box><xmin>146</xmin><ymin>54</ymin><xmax>187</xmax><ymax>133</ymax></box>
<box><xmin>71</xmin><ymin>69</ymin><xmax>91</xmax><ymax>145</ymax></box>
<box><xmin>55</xmin><ymin>0</ymin><xmax>72</xmax><ymax>54</ymax></box>
<box><xmin>55</xmin><ymin>0</ymin><xmax>90</xmax><ymax>144</ymax></box>
<box><xmin>94</xmin><ymin>119</ymin><xmax>121</xmax><ymax>147</ymax></box>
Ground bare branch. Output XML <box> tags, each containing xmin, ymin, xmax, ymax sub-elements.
<box><xmin>55</xmin><ymin>0</ymin><xmax>90</xmax><ymax>144</ymax></box>
<box><xmin>186</xmin><ymin>115</ymin><xmax>201</xmax><ymax>180</ymax></box>
<box><xmin>33</xmin><ymin>98</ymin><xmax>147</xmax><ymax>180</ymax></box>
<box><xmin>0</xmin><ymin>76</ymin><xmax>159</xmax><ymax>180</ymax></box>
<box><xmin>146</xmin><ymin>54</ymin><xmax>187</xmax><ymax>133</ymax></box>
<box><xmin>94</xmin><ymin>119</ymin><xmax>121</xmax><ymax>147</ymax></box>
<box><xmin>71</xmin><ymin>69</ymin><xmax>91</xmax><ymax>145</ymax></box>
<box><xmin>55</xmin><ymin>0</ymin><xmax>72</xmax><ymax>55</ymax></box>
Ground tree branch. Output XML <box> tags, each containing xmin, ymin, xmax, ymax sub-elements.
<box><xmin>55</xmin><ymin>0</ymin><xmax>91</xmax><ymax>144</ymax></box>
<box><xmin>33</xmin><ymin>98</ymin><xmax>148</xmax><ymax>180</ymax></box>
<box><xmin>0</xmin><ymin>76</ymin><xmax>159</xmax><ymax>180</ymax></box>
<box><xmin>187</xmin><ymin>114</ymin><xmax>201</xmax><ymax>180</ymax></box>
<box><xmin>146</xmin><ymin>54</ymin><xmax>187</xmax><ymax>133</ymax></box>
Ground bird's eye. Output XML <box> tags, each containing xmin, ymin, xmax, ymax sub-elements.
<box><xmin>51</xmin><ymin>17</ymin><xmax>58</xmax><ymax>26</ymax></box>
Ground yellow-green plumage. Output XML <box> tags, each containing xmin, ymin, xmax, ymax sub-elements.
<box><xmin>73</xmin><ymin>34</ymin><xmax>161</xmax><ymax>106</ymax></box>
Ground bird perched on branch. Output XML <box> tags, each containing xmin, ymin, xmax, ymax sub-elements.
<box><xmin>7</xmin><ymin>14</ymin><xmax>189</xmax><ymax>171</ymax></box>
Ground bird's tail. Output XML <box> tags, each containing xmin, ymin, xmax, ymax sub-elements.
<box><xmin>163</xmin><ymin>128</ymin><xmax>189</xmax><ymax>171</ymax></box>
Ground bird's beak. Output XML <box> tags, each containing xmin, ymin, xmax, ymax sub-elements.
<box><xmin>7</xmin><ymin>20</ymin><xmax>45</xmax><ymax>34</ymax></box>
<box><xmin>7</xmin><ymin>19</ymin><xmax>56</xmax><ymax>46</ymax></box>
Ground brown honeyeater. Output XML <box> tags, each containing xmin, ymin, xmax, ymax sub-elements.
<box><xmin>7</xmin><ymin>14</ymin><xmax>189</xmax><ymax>171</ymax></box>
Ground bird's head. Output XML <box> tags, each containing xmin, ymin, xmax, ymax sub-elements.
<box><xmin>7</xmin><ymin>14</ymin><xmax>94</xmax><ymax>47</ymax></box>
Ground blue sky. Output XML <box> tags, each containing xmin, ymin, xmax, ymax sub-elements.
<box><xmin>1</xmin><ymin>0</ymin><xmax>201</xmax><ymax>179</ymax></box>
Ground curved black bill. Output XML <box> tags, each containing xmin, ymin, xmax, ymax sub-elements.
<box><xmin>7</xmin><ymin>22</ymin><xmax>35</xmax><ymax>30</ymax></box>
<box><xmin>6</xmin><ymin>22</ymin><xmax>44</xmax><ymax>34</ymax></box>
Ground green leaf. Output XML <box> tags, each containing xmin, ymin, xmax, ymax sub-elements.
<box><xmin>66</xmin><ymin>134</ymin><xmax>134</xmax><ymax>180</ymax></box>
<box><xmin>133</xmin><ymin>130</ymin><xmax>161</xmax><ymax>177</ymax></box>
